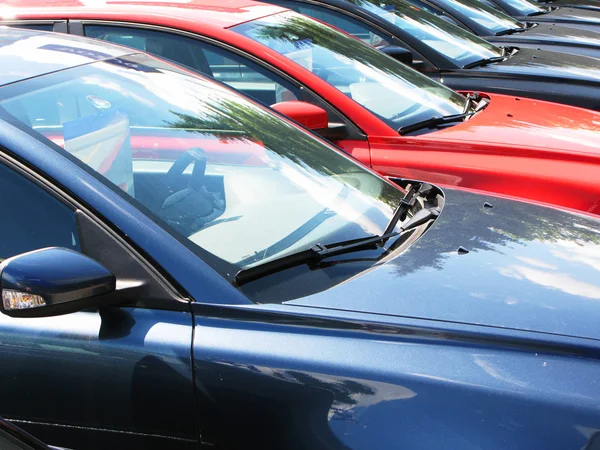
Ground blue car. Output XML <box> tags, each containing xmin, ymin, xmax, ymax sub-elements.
<box><xmin>1</xmin><ymin>27</ymin><xmax>600</xmax><ymax>450</ymax></box>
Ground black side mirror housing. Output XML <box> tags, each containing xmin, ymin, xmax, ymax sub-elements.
<box><xmin>381</xmin><ymin>45</ymin><xmax>413</xmax><ymax>65</ymax></box>
<box><xmin>0</xmin><ymin>247</ymin><xmax>116</xmax><ymax>318</ymax></box>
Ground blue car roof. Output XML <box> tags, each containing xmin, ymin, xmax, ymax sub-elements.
<box><xmin>0</xmin><ymin>27</ymin><xmax>136</xmax><ymax>86</ymax></box>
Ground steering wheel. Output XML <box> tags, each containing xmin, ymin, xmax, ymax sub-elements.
<box><xmin>152</xmin><ymin>147</ymin><xmax>209</xmax><ymax>212</ymax></box>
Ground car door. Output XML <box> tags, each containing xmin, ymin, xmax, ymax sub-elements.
<box><xmin>0</xmin><ymin>153</ymin><xmax>198</xmax><ymax>450</ymax></box>
<box><xmin>72</xmin><ymin>22</ymin><xmax>372</xmax><ymax>165</ymax></box>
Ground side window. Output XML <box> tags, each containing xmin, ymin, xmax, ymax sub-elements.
<box><xmin>4</xmin><ymin>23</ymin><xmax>54</xmax><ymax>31</ymax></box>
<box><xmin>84</xmin><ymin>25</ymin><xmax>301</xmax><ymax>106</ymax></box>
<box><xmin>278</xmin><ymin>2</ymin><xmax>391</xmax><ymax>48</ymax></box>
<box><xmin>0</xmin><ymin>162</ymin><xmax>80</xmax><ymax>261</ymax></box>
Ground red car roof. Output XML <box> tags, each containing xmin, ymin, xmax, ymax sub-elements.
<box><xmin>2</xmin><ymin>0</ymin><xmax>285</xmax><ymax>29</ymax></box>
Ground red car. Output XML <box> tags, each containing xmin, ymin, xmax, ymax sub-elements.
<box><xmin>5</xmin><ymin>0</ymin><xmax>600</xmax><ymax>215</ymax></box>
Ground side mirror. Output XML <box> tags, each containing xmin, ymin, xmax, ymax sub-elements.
<box><xmin>0</xmin><ymin>247</ymin><xmax>116</xmax><ymax>318</ymax></box>
<box><xmin>381</xmin><ymin>46</ymin><xmax>413</xmax><ymax>65</ymax></box>
<box><xmin>271</xmin><ymin>101</ymin><xmax>328</xmax><ymax>130</ymax></box>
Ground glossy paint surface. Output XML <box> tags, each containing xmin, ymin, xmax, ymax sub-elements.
<box><xmin>539</xmin><ymin>0</ymin><xmax>600</xmax><ymax>10</ymax></box>
<box><xmin>467</xmin><ymin>46</ymin><xmax>600</xmax><ymax>81</ymax></box>
<box><xmin>1</xmin><ymin>30</ymin><xmax>600</xmax><ymax>450</ymax></box>
<box><xmin>192</xmin><ymin>300</ymin><xmax>600</xmax><ymax>449</ymax></box>
<box><xmin>292</xmin><ymin>187</ymin><xmax>600</xmax><ymax>339</ymax></box>
<box><xmin>518</xmin><ymin>6</ymin><xmax>600</xmax><ymax>25</ymax></box>
<box><xmin>4</xmin><ymin>2</ymin><xmax>600</xmax><ymax>216</ymax></box>
<box><xmin>489</xmin><ymin>22</ymin><xmax>600</xmax><ymax>58</ymax></box>
<box><xmin>0</xmin><ymin>306</ymin><xmax>197</xmax><ymax>449</ymax></box>
<box><xmin>0</xmin><ymin>248</ymin><xmax>115</xmax><ymax>303</ymax></box>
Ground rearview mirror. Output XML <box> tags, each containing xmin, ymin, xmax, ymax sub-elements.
<box><xmin>0</xmin><ymin>247</ymin><xmax>116</xmax><ymax>318</ymax></box>
<box><xmin>271</xmin><ymin>101</ymin><xmax>328</xmax><ymax>130</ymax></box>
<box><xmin>381</xmin><ymin>46</ymin><xmax>413</xmax><ymax>65</ymax></box>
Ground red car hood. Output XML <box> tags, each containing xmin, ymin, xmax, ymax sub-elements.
<box><xmin>425</xmin><ymin>93</ymin><xmax>600</xmax><ymax>157</ymax></box>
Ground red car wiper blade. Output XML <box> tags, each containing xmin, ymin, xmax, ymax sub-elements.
<box><xmin>398</xmin><ymin>111</ymin><xmax>474</xmax><ymax>135</ymax></box>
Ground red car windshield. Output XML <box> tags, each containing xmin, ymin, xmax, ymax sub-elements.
<box><xmin>234</xmin><ymin>11</ymin><xmax>469</xmax><ymax>130</ymax></box>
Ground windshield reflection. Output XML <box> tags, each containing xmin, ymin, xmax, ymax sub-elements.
<box><xmin>435</xmin><ymin>0</ymin><xmax>525</xmax><ymax>34</ymax></box>
<box><xmin>234</xmin><ymin>11</ymin><xmax>468</xmax><ymax>129</ymax></box>
<box><xmin>0</xmin><ymin>48</ymin><xmax>405</xmax><ymax>294</ymax></box>
<box><xmin>346</xmin><ymin>0</ymin><xmax>503</xmax><ymax>67</ymax></box>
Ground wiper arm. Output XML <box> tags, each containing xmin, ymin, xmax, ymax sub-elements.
<box><xmin>234</xmin><ymin>184</ymin><xmax>439</xmax><ymax>287</ymax></box>
<box><xmin>398</xmin><ymin>112</ymin><xmax>474</xmax><ymax>136</ymax></box>
<box><xmin>462</xmin><ymin>55</ymin><xmax>506</xmax><ymax>69</ymax></box>
<box><xmin>495</xmin><ymin>26</ymin><xmax>528</xmax><ymax>36</ymax></box>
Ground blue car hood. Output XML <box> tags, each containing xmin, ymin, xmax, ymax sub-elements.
<box><xmin>290</xmin><ymin>188</ymin><xmax>600</xmax><ymax>341</ymax></box>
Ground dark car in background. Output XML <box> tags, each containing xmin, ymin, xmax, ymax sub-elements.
<box><xmin>535</xmin><ymin>0</ymin><xmax>600</xmax><ymax>11</ymax></box>
<box><xmin>481</xmin><ymin>0</ymin><xmax>600</xmax><ymax>27</ymax></box>
<box><xmin>253</xmin><ymin>0</ymin><xmax>600</xmax><ymax>109</ymax></box>
<box><xmin>404</xmin><ymin>0</ymin><xmax>600</xmax><ymax>49</ymax></box>
<box><xmin>2</xmin><ymin>25</ymin><xmax>600</xmax><ymax>450</ymax></box>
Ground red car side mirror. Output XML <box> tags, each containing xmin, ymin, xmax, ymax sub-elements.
<box><xmin>271</xmin><ymin>101</ymin><xmax>328</xmax><ymax>130</ymax></box>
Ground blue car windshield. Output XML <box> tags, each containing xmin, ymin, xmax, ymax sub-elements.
<box><xmin>345</xmin><ymin>0</ymin><xmax>503</xmax><ymax>67</ymax></box>
<box><xmin>0</xmin><ymin>51</ymin><xmax>407</xmax><ymax>297</ymax></box>
<box><xmin>234</xmin><ymin>11</ymin><xmax>468</xmax><ymax>129</ymax></box>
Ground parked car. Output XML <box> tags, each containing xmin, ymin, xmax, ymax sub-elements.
<box><xmin>480</xmin><ymin>0</ymin><xmax>600</xmax><ymax>26</ymax></box>
<box><xmin>5</xmin><ymin>1</ymin><xmax>600</xmax><ymax>215</ymax></box>
<box><xmin>403</xmin><ymin>0</ymin><xmax>600</xmax><ymax>47</ymax></box>
<box><xmin>349</xmin><ymin>0</ymin><xmax>600</xmax><ymax>58</ymax></box>
<box><xmin>251</xmin><ymin>0</ymin><xmax>600</xmax><ymax>104</ymax></box>
<box><xmin>2</xmin><ymin>26</ymin><xmax>600</xmax><ymax>450</ymax></box>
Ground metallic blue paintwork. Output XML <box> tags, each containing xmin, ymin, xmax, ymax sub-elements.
<box><xmin>1</xmin><ymin>29</ymin><xmax>600</xmax><ymax>450</ymax></box>
<box><xmin>191</xmin><ymin>304</ymin><xmax>600</xmax><ymax>449</ymax></box>
<box><xmin>0</xmin><ymin>306</ymin><xmax>197</xmax><ymax>449</ymax></box>
<box><xmin>0</xmin><ymin>247</ymin><xmax>115</xmax><ymax>302</ymax></box>
<box><xmin>291</xmin><ymin>188</ymin><xmax>600</xmax><ymax>340</ymax></box>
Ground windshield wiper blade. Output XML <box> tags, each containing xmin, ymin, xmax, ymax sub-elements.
<box><xmin>233</xmin><ymin>184</ymin><xmax>439</xmax><ymax>287</ymax></box>
<box><xmin>495</xmin><ymin>27</ymin><xmax>528</xmax><ymax>36</ymax></box>
<box><xmin>398</xmin><ymin>112</ymin><xmax>474</xmax><ymax>135</ymax></box>
<box><xmin>462</xmin><ymin>55</ymin><xmax>506</xmax><ymax>69</ymax></box>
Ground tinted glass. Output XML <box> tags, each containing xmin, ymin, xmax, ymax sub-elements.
<box><xmin>284</xmin><ymin>3</ymin><xmax>391</xmax><ymax>47</ymax></box>
<box><xmin>0</xmin><ymin>163</ymin><xmax>79</xmax><ymax>261</ymax></box>
<box><xmin>346</xmin><ymin>0</ymin><xmax>503</xmax><ymax>66</ymax></box>
<box><xmin>234</xmin><ymin>11</ymin><xmax>468</xmax><ymax>129</ymax></box>
<box><xmin>0</xmin><ymin>53</ymin><xmax>406</xmax><ymax>298</ymax></box>
<box><xmin>85</xmin><ymin>25</ymin><xmax>300</xmax><ymax>106</ymax></box>
<box><xmin>487</xmin><ymin>0</ymin><xmax>548</xmax><ymax>15</ymax></box>
<box><xmin>5</xmin><ymin>23</ymin><xmax>54</xmax><ymax>31</ymax></box>
<box><xmin>435</xmin><ymin>0</ymin><xmax>525</xmax><ymax>34</ymax></box>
